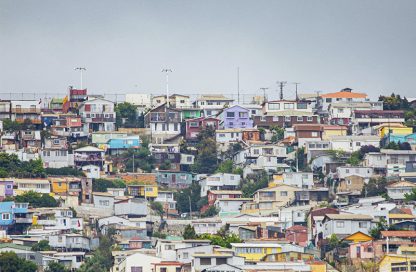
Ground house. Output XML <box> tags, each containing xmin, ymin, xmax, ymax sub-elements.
<box><xmin>0</xmin><ymin>131</ymin><xmax>18</xmax><ymax>151</ymax></box>
<box><xmin>231</xmin><ymin>241</ymin><xmax>304</xmax><ymax>262</ymax></box>
<box><xmin>0</xmin><ymin>100</ymin><xmax>11</xmax><ymax>120</ymax></box>
<box><xmin>185</xmin><ymin>117</ymin><xmax>220</xmax><ymax>140</ymax></box>
<box><xmin>387</xmin><ymin>181</ymin><xmax>416</xmax><ymax>200</ymax></box>
<box><xmin>10</xmin><ymin>100</ymin><xmax>42</xmax><ymax>127</ymax></box>
<box><xmin>192</xmin><ymin>252</ymin><xmax>245</xmax><ymax>272</ymax></box>
<box><xmin>179</xmin><ymin>107</ymin><xmax>203</xmax><ymax>120</ymax></box>
<box><xmin>125</xmin><ymin>93</ymin><xmax>152</xmax><ymax>110</ymax></box>
<box><xmin>192</xmin><ymin>219</ymin><xmax>223</xmax><ymax>235</ymax></box>
<box><xmin>364</xmin><ymin>149</ymin><xmax>416</xmax><ymax>175</ymax></box>
<box><xmin>322</xmin><ymin>213</ymin><xmax>375</xmax><ymax>238</ymax></box>
<box><xmin>152</xmin><ymin>94</ymin><xmax>192</xmax><ymax>109</ymax></box>
<box><xmin>152</xmin><ymin>151</ymin><xmax>182</xmax><ymax>171</ymax></box>
<box><xmin>127</xmin><ymin>182</ymin><xmax>158</xmax><ymax>200</ymax></box>
<box><xmin>176</xmin><ymin>244</ymin><xmax>216</xmax><ymax>263</ymax></box>
<box><xmin>155</xmin><ymin>239</ymin><xmax>211</xmax><ymax>260</ymax></box>
<box><xmin>293</xmin><ymin>124</ymin><xmax>323</xmax><ymax>146</ymax></box>
<box><xmin>214</xmin><ymin>198</ymin><xmax>252</xmax><ymax>217</ymax></box>
<box><xmin>32</xmin><ymin>208</ymin><xmax>83</xmax><ymax>231</ymax></box>
<box><xmin>112</xmin><ymin>251</ymin><xmax>162</xmax><ymax>272</ymax></box>
<box><xmin>49</xmin><ymin>234</ymin><xmax>92</xmax><ymax>251</ymax></box>
<box><xmin>329</xmin><ymin>135</ymin><xmax>380</xmax><ymax>153</ymax></box>
<box><xmin>91</xmin><ymin>131</ymin><xmax>129</xmax><ymax>146</ymax></box>
<box><xmin>217</xmin><ymin>105</ymin><xmax>253</xmax><ymax>129</ymax></box>
<box><xmin>215</xmin><ymin>129</ymin><xmax>243</xmax><ymax>143</ymax></box>
<box><xmin>13</xmin><ymin>178</ymin><xmax>50</xmax><ymax>195</ymax></box>
<box><xmin>328</xmin><ymin>101</ymin><xmax>382</xmax><ymax>125</ymax></box>
<box><xmin>336</xmin><ymin>166</ymin><xmax>374</xmax><ymax>181</ymax></box>
<box><xmin>79</xmin><ymin>98</ymin><xmax>116</xmax><ymax>132</ymax></box>
<box><xmin>379</xmin><ymin>254</ymin><xmax>416</xmax><ymax>272</ymax></box>
<box><xmin>114</xmin><ymin>198</ymin><xmax>148</xmax><ymax>218</ymax></box>
<box><xmin>352</xmin><ymin>110</ymin><xmax>405</xmax><ymax>134</ymax></box>
<box><xmin>154</xmin><ymin>191</ymin><xmax>177</xmax><ymax>215</ymax></box>
<box><xmin>0</xmin><ymin>179</ymin><xmax>13</xmax><ymax>200</ymax></box>
<box><xmin>241</xmin><ymin>129</ymin><xmax>260</xmax><ymax>142</ymax></box>
<box><xmin>82</xmin><ymin>165</ymin><xmax>101</xmax><ymax>179</ymax></box>
<box><xmin>68</xmin><ymin>87</ymin><xmax>87</xmax><ymax>110</ymax></box>
<box><xmin>50</xmin><ymin>115</ymin><xmax>86</xmax><ymax>138</ymax></box>
<box><xmin>375</xmin><ymin>123</ymin><xmax>413</xmax><ymax>138</ymax></box>
<box><xmin>207</xmin><ymin>190</ymin><xmax>242</xmax><ymax>206</ymax></box>
<box><xmin>285</xmin><ymin>225</ymin><xmax>308</xmax><ymax>246</ymax></box>
<box><xmin>262</xmin><ymin>100</ymin><xmax>314</xmax><ymax>114</ymax></box>
<box><xmin>156</xmin><ymin>170</ymin><xmax>193</xmax><ymax>189</ymax></box>
<box><xmin>194</xmin><ymin>95</ymin><xmax>234</xmax><ymax>117</ymax></box>
<box><xmin>337</xmin><ymin>175</ymin><xmax>365</xmax><ymax>194</ymax></box>
<box><xmin>106</xmin><ymin>136</ymin><xmax>141</xmax><ymax>155</ymax></box>
<box><xmin>144</xmin><ymin>103</ymin><xmax>182</xmax><ymax>144</ymax></box>
<box><xmin>319</xmin><ymin>88</ymin><xmax>368</xmax><ymax>111</ymax></box>
<box><xmin>242</xmin><ymin>184</ymin><xmax>301</xmax><ymax>215</ymax></box>
<box><xmin>274</xmin><ymin>172</ymin><xmax>314</xmax><ymax>189</ymax></box>
<box><xmin>152</xmin><ymin>261</ymin><xmax>183</xmax><ymax>272</ymax></box>
<box><xmin>74</xmin><ymin>146</ymin><xmax>105</xmax><ymax>169</ymax></box>
<box><xmin>321</xmin><ymin>125</ymin><xmax>348</xmax><ymax>140</ymax></box>
<box><xmin>49</xmin><ymin>97</ymin><xmax>69</xmax><ymax>113</ymax></box>
<box><xmin>385</xmin><ymin>132</ymin><xmax>416</xmax><ymax>146</ymax></box>
<box><xmin>93</xmin><ymin>192</ymin><xmax>115</xmax><ymax>210</ymax></box>
<box><xmin>41</xmin><ymin>137</ymin><xmax>74</xmax><ymax>168</ymax></box>
<box><xmin>50</xmin><ymin>177</ymin><xmax>82</xmax><ymax>198</ymax></box>
<box><xmin>200</xmin><ymin>173</ymin><xmax>241</xmax><ymax>197</ymax></box>
<box><xmin>19</xmin><ymin>130</ymin><xmax>42</xmax><ymax>151</ymax></box>
<box><xmin>0</xmin><ymin>201</ymin><xmax>29</xmax><ymax>230</ymax></box>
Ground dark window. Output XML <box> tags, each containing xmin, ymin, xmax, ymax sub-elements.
<box><xmin>200</xmin><ymin>258</ymin><xmax>212</xmax><ymax>265</ymax></box>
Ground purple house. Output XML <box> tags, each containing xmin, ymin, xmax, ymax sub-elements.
<box><xmin>0</xmin><ymin>180</ymin><xmax>13</xmax><ymax>200</ymax></box>
<box><xmin>219</xmin><ymin>105</ymin><xmax>253</xmax><ymax>129</ymax></box>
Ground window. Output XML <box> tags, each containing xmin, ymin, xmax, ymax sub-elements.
<box><xmin>261</xmin><ymin>116</ymin><xmax>267</xmax><ymax>121</ymax></box>
<box><xmin>311</xmin><ymin>132</ymin><xmax>318</xmax><ymax>137</ymax></box>
<box><xmin>326</xmin><ymin>98</ymin><xmax>332</xmax><ymax>102</ymax></box>
<box><xmin>280</xmin><ymin>191</ymin><xmax>288</xmax><ymax>196</ymax></box>
<box><xmin>346</xmin><ymin>169</ymin><xmax>350</xmax><ymax>173</ymax></box>
<box><xmin>200</xmin><ymin>258</ymin><xmax>211</xmax><ymax>265</ymax></box>
<box><xmin>239</xmin><ymin>112</ymin><xmax>246</xmax><ymax>118</ymax></box>
<box><xmin>336</xmin><ymin>221</ymin><xmax>345</xmax><ymax>228</ymax></box>
<box><xmin>272</xmin><ymin>116</ymin><xmax>279</xmax><ymax>121</ymax></box>
<box><xmin>99</xmin><ymin>200</ymin><xmax>110</xmax><ymax>206</ymax></box>
<box><xmin>268</xmin><ymin>103</ymin><xmax>280</xmax><ymax>110</ymax></box>
<box><xmin>284</xmin><ymin>103</ymin><xmax>294</xmax><ymax>109</ymax></box>
<box><xmin>2</xmin><ymin>213</ymin><xmax>10</xmax><ymax>220</ymax></box>
<box><xmin>183</xmin><ymin>252</ymin><xmax>189</xmax><ymax>259</ymax></box>
<box><xmin>297</xmin><ymin>116</ymin><xmax>304</xmax><ymax>122</ymax></box>
<box><xmin>180</xmin><ymin>100</ymin><xmax>185</xmax><ymax>103</ymax></box>
<box><xmin>285</xmin><ymin>116</ymin><xmax>291</xmax><ymax>122</ymax></box>
<box><xmin>307</xmin><ymin>116</ymin><xmax>313</xmax><ymax>122</ymax></box>
<box><xmin>160</xmin><ymin>268</ymin><xmax>167</xmax><ymax>272</ymax></box>
<box><xmin>297</xmin><ymin>103</ymin><xmax>307</xmax><ymax>109</ymax></box>
<box><xmin>131</xmin><ymin>268</ymin><xmax>143</xmax><ymax>272</ymax></box>
<box><xmin>217</xmin><ymin>258</ymin><xmax>227</xmax><ymax>265</ymax></box>
<box><xmin>189</xmin><ymin>122</ymin><xmax>199</xmax><ymax>128</ymax></box>
<box><xmin>359</xmin><ymin>222</ymin><xmax>367</xmax><ymax>228</ymax></box>
<box><xmin>356</xmin><ymin>142</ymin><xmax>361</xmax><ymax>146</ymax></box>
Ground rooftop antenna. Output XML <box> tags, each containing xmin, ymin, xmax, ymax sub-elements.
<box><xmin>260</xmin><ymin>87</ymin><xmax>269</xmax><ymax>103</ymax></box>
<box><xmin>74</xmin><ymin>67</ymin><xmax>87</xmax><ymax>89</ymax></box>
<box><xmin>277</xmin><ymin>81</ymin><xmax>287</xmax><ymax>100</ymax></box>
<box><xmin>293</xmin><ymin>82</ymin><xmax>300</xmax><ymax>101</ymax></box>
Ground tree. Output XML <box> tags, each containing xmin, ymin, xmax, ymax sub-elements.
<box><xmin>369</xmin><ymin>218</ymin><xmax>388</xmax><ymax>239</ymax></box>
<box><xmin>31</xmin><ymin>240</ymin><xmax>51</xmax><ymax>251</ymax></box>
<box><xmin>45</xmin><ymin>262</ymin><xmax>70</xmax><ymax>272</ymax></box>
<box><xmin>202</xmin><ymin>206</ymin><xmax>219</xmax><ymax>218</ymax></box>
<box><xmin>115</xmin><ymin>102</ymin><xmax>138</xmax><ymax>128</ymax></box>
<box><xmin>78</xmin><ymin>230</ymin><xmax>115</xmax><ymax>272</ymax></box>
<box><xmin>362</xmin><ymin>177</ymin><xmax>387</xmax><ymax>197</ymax></box>
<box><xmin>192</xmin><ymin>127</ymin><xmax>218</xmax><ymax>174</ymax></box>
<box><xmin>405</xmin><ymin>188</ymin><xmax>416</xmax><ymax>202</ymax></box>
<box><xmin>328</xmin><ymin>234</ymin><xmax>340</xmax><ymax>250</ymax></box>
<box><xmin>216</xmin><ymin>160</ymin><xmax>233</xmax><ymax>174</ymax></box>
<box><xmin>92</xmin><ymin>179</ymin><xmax>125</xmax><ymax>192</ymax></box>
<box><xmin>0</xmin><ymin>153</ymin><xmax>45</xmax><ymax>178</ymax></box>
<box><xmin>0</xmin><ymin>252</ymin><xmax>37</xmax><ymax>272</ymax></box>
<box><xmin>197</xmin><ymin>233</ymin><xmax>242</xmax><ymax>249</ymax></box>
<box><xmin>346</xmin><ymin>151</ymin><xmax>361</xmax><ymax>166</ymax></box>
<box><xmin>150</xmin><ymin>201</ymin><xmax>164</xmax><ymax>217</ymax></box>
<box><xmin>121</xmin><ymin>144</ymin><xmax>155</xmax><ymax>173</ymax></box>
<box><xmin>241</xmin><ymin>171</ymin><xmax>269</xmax><ymax>198</ymax></box>
<box><xmin>270</xmin><ymin>125</ymin><xmax>285</xmax><ymax>142</ymax></box>
<box><xmin>183</xmin><ymin>225</ymin><xmax>197</xmax><ymax>239</ymax></box>
<box><xmin>175</xmin><ymin>182</ymin><xmax>202</xmax><ymax>214</ymax></box>
<box><xmin>14</xmin><ymin>191</ymin><xmax>58</xmax><ymax>208</ymax></box>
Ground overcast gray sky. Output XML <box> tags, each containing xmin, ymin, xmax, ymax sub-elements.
<box><xmin>1</xmin><ymin>0</ymin><xmax>415</xmax><ymax>99</ymax></box>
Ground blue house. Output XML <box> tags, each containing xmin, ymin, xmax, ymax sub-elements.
<box><xmin>0</xmin><ymin>202</ymin><xmax>29</xmax><ymax>231</ymax></box>
<box><xmin>383</xmin><ymin>133</ymin><xmax>416</xmax><ymax>146</ymax></box>
<box><xmin>156</xmin><ymin>170</ymin><xmax>194</xmax><ymax>189</ymax></box>
<box><xmin>106</xmin><ymin>136</ymin><xmax>141</xmax><ymax>155</ymax></box>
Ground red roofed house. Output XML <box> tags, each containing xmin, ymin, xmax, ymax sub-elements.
<box><xmin>320</xmin><ymin>88</ymin><xmax>368</xmax><ymax>111</ymax></box>
<box><xmin>285</xmin><ymin>225</ymin><xmax>308</xmax><ymax>246</ymax></box>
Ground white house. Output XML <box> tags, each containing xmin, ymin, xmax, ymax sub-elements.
<box><xmin>214</xmin><ymin>198</ymin><xmax>252</xmax><ymax>216</ymax></box>
<box><xmin>192</xmin><ymin>253</ymin><xmax>245</xmax><ymax>272</ymax></box>
<box><xmin>194</xmin><ymin>95</ymin><xmax>234</xmax><ymax>117</ymax></box>
<box><xmin>200</xmin><ymin>173</ymin><xmax>241</xmax><ymax>197</ymax></box>
<box><xmin>48</xmin><ymin>234</ymin><xmax>91</xmax><ymax>251</ymax></box>
<box><xmin>322</xmin><ymin>213</ymin><xmax>375</xmax><ymax>238</ymax></box>
<box><xmin>387</xmin><ymin>181</ymin><xmax>416</xmax><ymax>200</ymax></box>
<box><xmin>93</xmin><ymin>192</ymin><xmax>115</xmax><ymax>210</ymax></box>
<box><xmin>192</xmin><ymin>219</ymin><xmax>223</xmax><ymax>235</ymax></box>
<box><xmin>281</xmin><ymin>172</ymin><xmax>314</xmax><ymax>189</ymax></box>
<box><xmin>81</xmin><ymin>165</ymin><xmax>101</xmax><ymax>179</ymax></box>
<box><xmin>328</xmin><ymin>135</ymin><xmax>380</xmax><ymax>153</ymax></box>
<box><xmin>216</xmin><ymin>129</ymin><xmax>243</xmax><ymax>143</ymax></box>
<box><xmin>113</xmin><ymin>251</ymin><xmax>162</xmax><ymax>272</ymax></box>
<box><xmin>336</xmin><ymin>166</ymin><xmax>374</xmax><ymax>181</ymax></box>
<box><xmin>78</xmin><ymin>98</ymin><xmax>116</xmax><ymax>132</ymax></box>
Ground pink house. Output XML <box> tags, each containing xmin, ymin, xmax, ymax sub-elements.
<box><xmin>185</xmin><ymin>117</ymin><xmax>219</xmax><ymax>140</ymax></box>
<box><xmin>285</xmin><ymin>225</ymin><xmax>308</xmax><ymax>246</ymax></box>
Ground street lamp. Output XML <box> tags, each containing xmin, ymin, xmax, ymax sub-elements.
<box><xmin>162</xmin><ymin>69</ymin><xmax>172</xmax><ymax>108</ymax></box>
<box><xmin>74</xmin><ymin>67</ymin><xmax>87</xmax><ymax>89</ymax></box>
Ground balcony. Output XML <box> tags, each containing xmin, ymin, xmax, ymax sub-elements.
<box><xmin>12</xmin><ymin>108</ymin><xmax>41</xmax><ymax>114</ymax></box>
<box><xmin>91</xmin><ymin>117</ymin><xmax>115</xmax><ymax>123</ymax></box>
<box><xmin>15</xmin><ymin>218</ymin><xmax>33</xmax><ymax>224</ymax></box>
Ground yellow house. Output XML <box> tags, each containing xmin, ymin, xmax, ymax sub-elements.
<box><xmin>342</xmin><ymin>231</ymin><xmax>373</xmax><ymax>243</ymax></box>
<box><xmin>379</xmin><ymin>254</ymin><xmax>416</xmax><ymax>272</ymax></box>
<box><xmin>309</xmin><ymin>261</ymin><xmax>327</xmax><ymax>272</ymax></box>
<box><xmin>321</xmin><ymin>125</ymin><xmax>348</xmax><ymax>140</ymax></box>
<box><xmin>375</xmin><ymin>123</ymin><xmax>412</xmax><ymax>138</ymax></box>
<box><xmin>127</xmin><ymin>182</ymin><xmax>158</xmax><ymax>200</ymax></box>
<box><xmin>242</xmin><ymin>184</ymin><xmax>301</xmax><ymax>215</ymax></box>
<box><xmin>231</xmin><ymin>242</ymin><xmax>283</xmax><ymax>262</ymax></box>
<box><xmin>49</xmin><ymin>177</ymin><xmax>81</xmax><ymax>195</ymax></box>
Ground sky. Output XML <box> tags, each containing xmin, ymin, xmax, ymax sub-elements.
<box><xmin>1</xmin><ymin>0</ymin><xmax>415</xmax><ymax>100</ymax></box>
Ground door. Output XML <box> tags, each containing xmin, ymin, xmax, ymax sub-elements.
<box><xmin>356</xmin><ymin>246</ymin><xmax>361</xmax><ymax>258</ymax></box>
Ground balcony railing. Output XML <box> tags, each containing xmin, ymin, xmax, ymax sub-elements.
<box><xmin>12</xmin><ymin>108</ymin><xmax>41</xmax><ymax>114</ymax></box>
<box><xmin>91</xmin><ymin>117</ymin><xmax>115</xmax><ymax>122</ymax></box>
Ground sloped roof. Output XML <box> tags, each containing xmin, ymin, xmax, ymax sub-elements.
<box><xmin>387</xmin><ymin>180</ymin><xmax>416</xmax><ymax>188</ymax></box>
<box><xmin>381</xmin><ymin>231</ymin><xmax>416</xmax><ymax>238</ymax></box>
<box><xmin>325</xmin><ymin>213</ymin><xmax>373</xmax><ymax>221</ymax></box>
<box><xmin>75</xmin><ymin>146</ymin><xmax>104</xmax><ymax>152</ymax></box>
<box><xmin>321</xmin><ymin>91</ymin><xmax>367</xmax><ymax>99</ymax></box>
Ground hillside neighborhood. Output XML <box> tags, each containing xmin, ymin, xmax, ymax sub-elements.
<box><xmin>1</xmin><ymin>88</ymin><xmax>416</xmax><ymax>271</ymax></box>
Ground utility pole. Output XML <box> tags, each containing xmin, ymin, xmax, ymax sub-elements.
<box><xmin>237</xmin><ymin>67</ymin><xmax>240</xmax><ymax>104</ymax></box>
<box><xmin>260</xmin><ymin>87</ymin><xmax>269</xmax><ymax>103</ymax></box>
<box><xmin>132</xmin><ymin>154</ymin><xmax>135</xmax><ymax>173</ymax></box>
<box><xmin>293</xmin><ymin>82</ymin><xmax>300</xmax><ymax>101</ymax></box>
<box><xmin>162</xmin><ymin>69</ymin><xmax>172</xmax><ymax>108</ymax></box>
<box><xmin>74</xmin><ymin>67</ymin><xmax>87</xmax><ymax>89</ymax></box>
<box><xmin>277</xmin><ymin>81</ymin><xmax>287</xmax><ymax>100</ymax></box>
